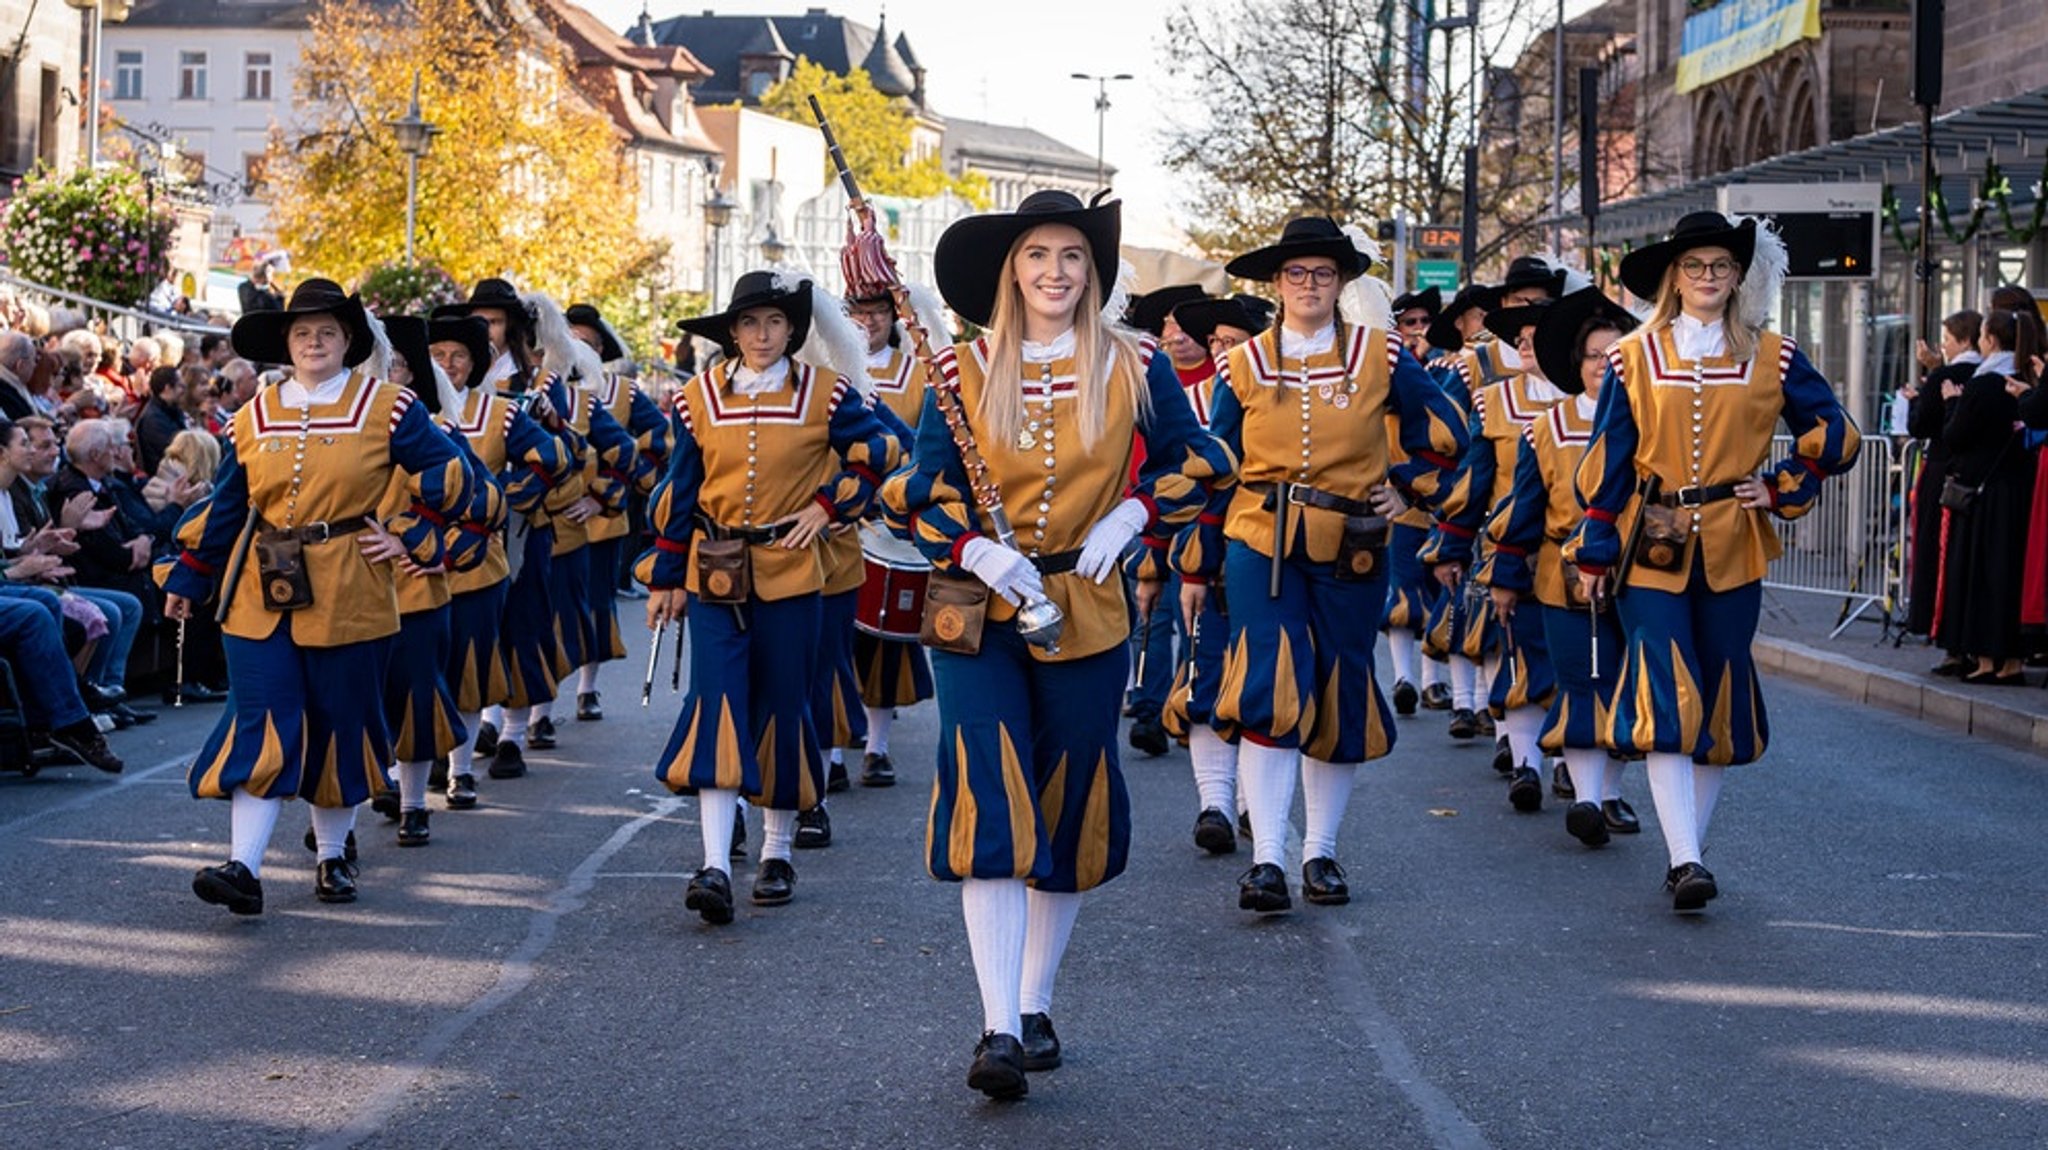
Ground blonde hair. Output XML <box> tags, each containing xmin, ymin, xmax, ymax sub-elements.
<box><xmin>978</xmin><ymin>226</ymin><xmax>1146</xmax><ymax>451</ymax></box>
<box><xmin>1647</xmin><ymin>263</ymin><xmax>1759</xmax><ymax>362</ymax></box>
<box><xmin>164</xmin><ymin>428</ymin><xmax>221</xmax><ymax>484</ymax></box>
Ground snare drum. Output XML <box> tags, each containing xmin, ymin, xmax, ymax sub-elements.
<box><xmin>856</xmin><ymin>523</ymin><xmax>931</xmax><ymax>641</ymax></box>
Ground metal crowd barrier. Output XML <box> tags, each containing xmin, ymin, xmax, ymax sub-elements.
<box><xmin>1760</xmin><ymin>433</ymin><xmax>1909</xmax><ymax>638</ymax></box>
<box><xmin>0</xmin><ymin>267</ymin><xmax>229</xmax><ymax>342</ymax></box>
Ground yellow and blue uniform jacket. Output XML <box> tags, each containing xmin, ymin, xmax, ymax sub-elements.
<box><xmin>1476</xmin><ymin>393</ymin><xmax>1598</xmax><ymax>608</ymax></box>
<box><xmin>1419</xmin><ymin>372</ymin><xmax>1567</xmax><ymax>571</ymax></box>
<box><xmin>445</xmin><ymin>387</ymin><xmax>573</xmax><ymax>596</ymax></box>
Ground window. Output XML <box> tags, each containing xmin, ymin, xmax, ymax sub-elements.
<box><xmin>243</xmin><ymin>52</ymin><xmax>271</xmax><ymax>101</ymax></box>
<box><xmin>178</xmin><ymin>51</ymin><xmax>207</xmax><ymax>100</ymax></box>
<box><xmin>114</xmin><ymin>50</ymin><xmax>143</xmax><ymax>99</ymax></box>
<box><xmin>243</xmin><ymin>153</ymin><xmax>270</xmax><ymax>197</ymax></box>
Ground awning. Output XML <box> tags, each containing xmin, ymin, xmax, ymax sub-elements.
<box><xmin>1592</xmin><ymin>85</ymin><xmax>2048</xmax><ymax>246</ymax></box>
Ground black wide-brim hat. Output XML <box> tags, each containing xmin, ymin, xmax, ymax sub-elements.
<box><xmin>1499</xmin><ymin>255</ymin><xmax>1569</xmax><ymax>299</ymax></box>
<box><xmin>678</xmin><ymin>270</ymin><xmax>812</xmax><ymax>360</ymax></box>
<box><xmin>1391</xmin><ymin>286</ymin><xmax>1442</xmax><ymax>318</ymax></box>
<box><xmin>1174</xmin><ymin>293</ymin><xmax>1276</xmax><ymax>345</ymax></box>
<box><xmin>1483</xmin><ymin>300</ymin><xmax>1552</xmax><ymax>345</ymax></box>
<box><xmin>1618</xmin><ymin>211</ymin><xmax>1757</xmax><ymax>303</ymax></box>
<box><xmin>432</xmin><ymin>277</ymin><xmax>532</xmax><ymax>340</ymax></box>
<box><xmin>934</xmin><ymin>189</ymin><xmax>1122</xmax><ymax>328</ymax></box>
<box><xmin>382</xmin><ymin>314</ymin><xmax>438</xmax><ymax>411</ymax></box>
<box><xmin>428</xmin><ymin>314</ymin><xmax>493</xmax><ymax>391</ymax></box>
<box><xmin>1127</xmin><ymin>283</ymin><xmax>1210</xmax><ymax>337</ymax></box>
<box><xmin>1424</xmin><ymin>283</ymin><xmax>1493</xmax><ymax>352</ymax></box>
<box><xmin>564</xmin><ymin>303</ymin><xmax>624</xmax><ymax>361</ymax></box>
<box><xmin>1225</xmin><ymin>216</ymin><xmax>1373</xmax><ymax>283</ymax></box>
<box><xmin>231</xmin><ymin>277</ymin><xmax>375</xmax><ymax>368</ymax></box>
<box><xmin>1534</xmin><ymin>286</ymin><xmax>1638</xmax><ymax>396</ymax></box>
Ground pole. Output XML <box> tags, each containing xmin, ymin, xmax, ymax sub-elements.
<box><xmin>1094</xmin><ymin>83</ymin><xmax>1107</xmax><ymax>190</ymax></box>
<box><xmin>1578</xmin><ymin>66</ymin><xmax>1599</xmax><ymax>264</ymax></box>
<box><xmin>403</xmin><ymin>152</ymin><xmax>418</xmax><ymax>266</ymax></box>
<box><xmin>1917</xmin><ymin>102</ymin><xmax>1936</xmax><ymax>344</ymax></box>
<box><xmin>86</xmin><ymin>1</ymin><xmax>104</xmax><ymax>166</ymax></box>
<box><xmin>1551</xmin><ymin>0</ymin><xmax>1565</xmax><ymax>253</ymax></box>
<box><xmin>1460</xmin><ymin>145</ymin><xmax>1478</xmax><ymax>285</ymax></box>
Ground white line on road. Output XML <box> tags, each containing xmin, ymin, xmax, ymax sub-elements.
<box><xmin>1319</xmin><ymin>921</ymin><xmax>1492</xmax><ymax>1150</ymax></box>
<box><xmin>0</xmin><ymin>753</ymin><xmax>190</xmax><ymax>839</ymax></box>
<box><xmin>307</xmin><ymin>795</ymin><xmax>684</xmax><ymax>1150</ymax></box>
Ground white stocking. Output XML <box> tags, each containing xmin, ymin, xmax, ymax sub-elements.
<box><xmin>229</xmin><ymin>788</ymin><xmax>281</xmax><ymax>877</ymax></box>
<box><xmin>1019</xmin><ymin>889</ymin><xmax>1081</xmax><ymax>1016</ymax></box>
<box><xmin>961</xmin><ymin>878</ymin><xmax>1028</xmax><ymax>1037</ymax></box>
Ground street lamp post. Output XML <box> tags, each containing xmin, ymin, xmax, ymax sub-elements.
<box><xmin>760</xmin><ymin>222</ymin><xmax>788</xmax><ymax>266</ymax></box>
<box><xmin>703</xmin><ymin>187</ymin><xmax>734</xmax><ymax>311</ymax></box>
<box><xmin>63</xmin><ymin>0</ymin><xmax>129</xmax><ymax>167</ymax></box>
<box><xmin>386</xmin><ymin>72</ymin><xmax>438</xmax><ymax>266</ymax></box>
<box><xmin>1070</xmin><ymin>72</ymin><xmax>1132</xmax><ymax>191</ymax></box>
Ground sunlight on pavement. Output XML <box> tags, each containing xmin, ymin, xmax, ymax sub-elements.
<box><xmin>1620</xmin><ymin>981</ymin><xmax>2048</xmax><ymax>1025</ymax></box>
<box><xmin>1776</xmin><ymin>1047</ymin><xmax>2048</xmax><ymax>1104</ymax></box>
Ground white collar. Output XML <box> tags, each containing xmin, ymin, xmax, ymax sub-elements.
<box><xmin>483</xmin><ymin>350</ymin><xmax>518</xmax><ymax>388</ymax></box>
<box><xmin>1522</xmin><ymin>373</ymin><xmax>1566</xmax><ymax>404</ymax></box>
<box><xmin>1021</xmin><ymin>329</ymin><xmax>1075</xmax><ymax>364</ymax></box>
<box><xmin>1953</xmin><ymin>349</ymin><xmax>1983</xmax><ymax>366</ymax></box>
<box><xmin>865</xmin><ymin>345</ymin><xmax>896</xmax><ymax>370</ymax></box>
<box><xmin>731</xmin><ymin>358</ymin><xmax>790</xmax><ymax>397</ymax></box>
<box><xmin>1673</xmin><ymin>312</ymin><xmax>1727</xmax><ymax>360</ymax></box>
<box><xmin>278</xmin><ymin>368</ymin><xmax>351</xmax><ymax>409</ymax></box>
<box><xmin>1280</xmin><ymin>322</ymin><xmax>1336</xmax><ymax>360</ymax></box>
<box><xmin>1492</xmin><ymin>341</ymin><xmax>1523</xmax><ymax>370</ymax></box>
<box><xmin>1575</xmin><ymin>390</ymin><xmax>1600</xmax><ymax>419</ymax></box>
<box><xmin>1979</xmin><ymin>350</ymin><xmax>2017</xmax><ymax>378</ymax></box>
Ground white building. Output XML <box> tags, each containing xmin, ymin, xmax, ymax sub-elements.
<box><xmin>0</xmin><ymin>0</ymin><xmax>86</xmax><ymax>195</ymax></box>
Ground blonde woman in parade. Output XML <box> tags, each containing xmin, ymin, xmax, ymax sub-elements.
<box><xmin>1198</xmin><ymin>216</ymin><xmax>1467</xmax><ymax>915</ymax></box>
<box><xmin>884</xmin><ymin>190</ymin><xmax>1231</xmax><ymax>1098</ymax></box>
<box><xmin>167</xmin><ymin>280</ymin><xmax>471</xmax><ymax>913</ymax></box>
<box><xmin>1565</xmin><ymin>211</ymin><xmax>1861</xmax><ymax>912</ymax></box>
<box><xmin>562</xmin><ymin>303</ymin><xmax>669</xmax><ymax>724</ymax></box>
<box><xmin>1477</xmin><ymin>285</ymin><xmax>1642</xmax><ymax>846</ymax></box>
<box><xmin>643</xmin><ymin>270</ymin><xmax>900</xmax><ymax>925</ymax></box>
<box><xmin>428</xmin><ymin>314</ymin><xmax>570</xmax><ymax>809</ymax></box>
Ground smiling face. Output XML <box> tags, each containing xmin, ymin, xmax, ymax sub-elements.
<box><xmin>1581</xmin><ymin>326</ymin><xmax>1621</xmax><ymax>398</ymax></box>
<box><xmin>286</xmin><ymin>313</ymin><xmax>349</xmax><ymax>381</ymax></box>
<box><xmin>1008</xmin><ymin>223</ymin><xmax>1091</xmax><ymax>331</ymax></box>
<box><xmin>848</xmin><ymin>298</ymin><xmax>896</xmax><ymax>353</ymax></box>
<box><xmin>732</xmin><ymin>306</ymin><xmax>793</xmax><ymax>372</ymax></box>
<box><xmin>431</xmin><ymin>341</ymin><xmax>473</xmax><ymax>389</ymax></box>
<box><xmin>1275</xmin><ymin>256</ymin><xmax>1341</xmax><ymax>330</ymax></box>
<box><xmin>1159</xmin><ymin>314</ymin><xmax>1206</xmax><ymax>368</ymax></box>
<box><xmin>1673</xmin><ymin>244</ymin><xmax>1739</xmax><ymax>317</ymax></box>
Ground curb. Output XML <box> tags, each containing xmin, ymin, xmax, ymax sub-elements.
<box><xmin>1754</xmin><ymin>635</ymin><xmax>2048</xmax><ymax>754</ymax></box>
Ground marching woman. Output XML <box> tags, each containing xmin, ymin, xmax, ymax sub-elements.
<box><xmin>884</xmin><ymin>190</ymin><xmax>1232</xmax><ymax>1099</ymax></box>
<box><xmin>643</xmin><ymin>270</ymin><xmax>899</xmax><ymax>925</ymax></box>
<box><xmin>168</xmin><ymin>280</ymin><xmax>470</xmax><ymax>913</ymax></box>
<box><xmin>563</xmin><ymin>303</ymin><xmax>668</xmax><ymax>721</ymax></box>
<box><xmin>1200</xmin><ymin>217</ymin><xmax>1466</xmax><ymax>915</ymax></box>
<box><xmin>1478</xmin><ymin>286</ymin><xmax>1641</xmax><ymax>846</ymax></box>
<box><xmin>430</xmin><ymin>315</ymin><xmax>567</xmax><ymax>808</ymax></box>
<box><xmin>1565</xmin><ymin>211</ymin><xmax>1861</xmax><ymax>912</ymax></box>
<box><xmin>1384</xmin><ymin>285</ymin><xmax>1450</xmax><ymax>717</ymax></box>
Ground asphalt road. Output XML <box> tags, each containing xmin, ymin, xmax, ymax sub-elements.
<box><xmin>3</xmin><ymin>618</ymin><xmax>2046</xmax><ymax>1149</ymax></box>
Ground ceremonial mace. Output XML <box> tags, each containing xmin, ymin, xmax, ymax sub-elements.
<box><xmin>642</xmin><ymin>619</ymin><xmax>664</xmax><ymax>707</ymax></box>
<box><xmin>810</xmin><ymin>96</ymin><xmax>1065</xmax><ymax>654</ymax></box>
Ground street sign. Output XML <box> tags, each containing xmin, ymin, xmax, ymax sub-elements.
<box><xmin>1415</xmin><ymin>224</ymin><xmax>1462</xmax><ymax>255</ymax></box>
<box><xmin>1719</xmin><ymin>184</ymin><xmax>1879</xmax><ymax>280</ymax></box>
<box><xmin>1415</xmin><ymin>260</ymin><xmax>1460</xmax><ymax>292</ymax></box>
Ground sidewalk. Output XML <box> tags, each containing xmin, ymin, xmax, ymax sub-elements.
<box><xmin>1753</xmin><ymin>588</ymin><xmax>2048</xmax><ymax>753</ymax></box>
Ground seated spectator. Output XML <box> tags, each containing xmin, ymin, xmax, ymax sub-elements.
<box><xmin>135</xmin><ymin>365</ymin><xmax>193</xmax><ymax>476</ymax></box>
<box><xmin>217</xmin><ymin>358</ymin><xmax>258</xmax><ymax>416</ymax></box>
<box><xmin>0</xmin><ymin>331</ymin><xmax>40</xmax><ymax>421</ymax></box>
<box><xmin>178</xmin><ymin>363</ymin><xmax>222</xmax><ymax>436</ymax></box>
<box><xmin>0</xmin><ymin>595</ymin><xmax>123</xmax><ymax>772</ymax></box>
<box><xmin>46</xmin><ymin>419</ymin><xmax>154</xmax><ymax>603</ymax></box>
<box><xmin>142</xmin><ymin>428</ymin><xmax>218</xmax><ymax>514</ymax></box>
<box><xmin>199</xmin><ymin>333</ymin><xmax>232</xmax><ymax>370</ymax></box>
<box><xmin>156</xmin><ymin>332</ymin><xmax>187</xmax><ymax>371</ymax></box>
<box><xmin>89</xmin><ymin>336</ymin><xmax>127</xmax><ymax>410</ymax></box>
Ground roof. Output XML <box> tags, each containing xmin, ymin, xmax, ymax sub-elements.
<box><xmin>645</xmin><ymin>10</ymin><xmax>914</xmax><ymax>106</ymax></box>
<box><xmin>541</xmin><ymin>0</ymin><xmax>710</xmax><ymax>80</ymax></box>
<box><xmin>942</xmin><ymin>117</ymin><xmax>1106</xmax><ymax>177</ymax></box>
<box><xmin>1595</xmin><ymin>85</ymin><xmax>2048</xmax><ymax>245</ymax></box>
<box><xmin>857</xmin><ymin>14</ymin><xmax>915</xmax><ymax>98</ymax></box>
<box><xmin>119</xmin><ymin>0</ymin><xmax>323</xmax><ymax>29</ymax></box>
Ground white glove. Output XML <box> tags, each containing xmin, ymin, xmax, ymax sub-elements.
<box><xmin>960</xmin><ymin>536</ymin><xmax>1045</xmax><ymax>607</ymax></box>
<box><xmin>1075</xmin><ymin>498</ymin><xmax>1150</xmax><ymax>584</ymax></box>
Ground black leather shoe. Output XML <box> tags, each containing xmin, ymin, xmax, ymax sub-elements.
<box><xmin>82</xmin><ymin>682</ymin><xmax>126</xmax><ymax>709</ymax></box>
<box><xmin>685</xmin><ymin>867</ymin><xmax>735</xmax><ymax>925</ymax></box>
<box><xmin>111</xmin><ymin>702</ymin><xmax>156</xmax><ymax>726</ymax></box>
<box><xmin>1302</xmin><ymin>857</ymin><xmax>1350</xmax><ymax>905</ymax></box>
<box><xmin>1238</xmin><ymin>862</ymin><xmax>1291</xmax><ymax>912</ymax></box>
<box><xmin>446</xmin><ymin>773</ymin><xmax>479</xmax><ymax>809</ymax></box>
<box><xmin>192</xmin><ymin>860</ymin><xmax>263</xmax><ymax>915</ymax></box>
<box><xmin>1475</xmin><ymin>710</ymin><xmax>1496</xmax><ymax>737</ymax></box>
<box><xmin>730</xmin><ymin>807</ymin><xmax>748</xmax><ymax>859</ymax></box>
<box><xmin>1128</xmin><ymin>716</ymin><xmax>1169</xmax><ymax>757</ymax></box>
<box><xmin>315</xmin><ymin>857</ymin><xmax>358</xmax><ymax>903</ymax></box>
<box><xmin>169</xmin><ymin>681</ymin><xmax>227</xmax><ymax>704</ymax></box>
<box><xmin>860</xmin><ymin>752</ymin><xmax>896</xmax><ymax>787</ymax></box>
<box><xmin>473</xmin><ymin>721</ymin><xmax>499</xmax><ymax>757</ymax></box>
<box><xmin>429</xmin><ymin>756</ymin><xmax>449</xmax><ymax>790</ymax></box>
<box><xmin>1447</xmin><ymin>708</ymin><xmax>1478</xmax><ymax>740</ymax></box>
<box><xmin>1019</xmin><ymin>1012</ymin><xmax>1062</xmax><ymax>1071</ymax></box>
<box><xmin>527</xmin><ymin>716</ymin><xmax>557</xmax><ymax>749</ymax></box>
<box><xmin>105</xmin><ymin>706</ymin><xmax>134</xmax><ymax>730</ymax></box>
<box><xmin>795</xmin><ymin>805</ymin><xmax>832</xmax><ymax>849</ymax></box>
<box><xmin>1602</xmin><ymin>798</ymin><xmax>1641</xmax><ymax>834</ymax></box>
<box><xmin>1930</xmin><ymin>657</ymin><xmax>1967</xmax><ymax>677</ymax></box>
<box><xmin>1193</xmin><ymin>808</ymin><xmax>1237</xmax><ymax>855</ymax></box>
<box><xmin>397</xmin><ymin>808</ymin><xmax>430</xmax><ymax>847</ymax></box>
<box><xmin>967</xmin><ymin>1032</ymin><xmax>1029</xmax><ymax>1100</ymax></box>
<box><xmin>751</xmin><ymin>857</ymin><xmax>795</xmax><ymax>905</ymax></box>
<box><xmin>1420</xmin><ymin>682</ymin><xmax>1452</xmax><ymax>710</ymax></box>
<box><xmin>1551</xmin><ymin>760</ymin><xmax>1576</xmax><ymax>799</ymax></box>
<box><xmin>370</xmin><ymin>791</ymin><xmax>401</xmax><ymax>821</ymax></box>
<box><xmin>47</xmin><ymin>720</ymin><xmax>123</xmax><ymax>773</ymax></box>
<box><xmin>1491</xmin><ymin>736</ymin><xmax>1514</xmax><ymax>776</ymax></box>
<box><xmin>576</xmin><ymin>691</ymin><xmax>602</xmax><ymax>721</ymax></box>
<box><xmin>487</xmin><ymin>742</ymin><xmax>526</xmax><ymax>779</ymax></box>
<box><xmin>1392</xmin><ymin>679</ymin><xmax>1418</xmax><ymax>716</ymax></box>
<box><xmin>1508</xmin><ymin>765</ymin><xmax>1543</xmax><ymax>812</ymax></box>
<box><xmin>301</xmin><ymin>828</ymin><xmax>359</xmax><ymax>865</ymax></box>
<box><xmin>827</xmin><ymin>759</ymin><xmax>850</xmax><ymax>793</ymax></box>
<box><xmin>1565</xmin><ymin>801</ymin><xmax>1610</xmax><ymax>847</ymax></box>
<box><xmin>1666</xmin><ymin>862</ymin><xmax>1718</xmax><ymax>912</ymax></box>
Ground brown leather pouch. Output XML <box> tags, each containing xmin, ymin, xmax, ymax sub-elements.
<box><xmin>255</xmin><ymin>530</ymin><xmax>314</xmax><ymax>611</ymax></box>
<box><xmin>1560</xmin><ymin>559</ymin><xmax>1611</xmax><ymax>613</ymax></box>
<box><xmin>920</xmin><ymin>571</ymin><xmax>989</xmax><ymax>655</ymax></box>
<box><xmin>1333</xmin><ymin>514</ymin><xmax>1390</xmax><ymax>582</ymax></box>
<box><xmin>1632</xmin><ymin>503</ymin><xmax>1688</xmax><ymax>573</ymax></box>
<box><xmin>695</xmin><ymin>538</ymin><xmax>752</xmax><ymax>604</ymax></box>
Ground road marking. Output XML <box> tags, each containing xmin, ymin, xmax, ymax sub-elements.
<box><xmin>0</xmin><ymin>753</ymin><xmax>190</xmax><ymax>839</ymax></box>
<box><xmin>308</xmin><ymin>795</ymin><xmax>683</xmax><ymax>1150</ymax></box>
<box><xmin>1318</xmin><ymin>921</ymin><xmax>1492</xmax><ymax>1150</ymax></box>
<box><xmin>1768</xmin><ymin>919</ymin><xmax>2038</xmax><ymax>941</ymax></box>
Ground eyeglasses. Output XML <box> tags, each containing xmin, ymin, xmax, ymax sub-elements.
<box><xmin>1398</xmin><ymin>315</ymin><xmax>1432</xmax><ymax>328</ymax></box>
<box><xmin>1280</xmin><ymin>265</ymin><xmax>1339</xmax><ymax>286</ymax></box>
<box><xmin>1678</xmin><ymin>258</ymin><xmax>1739</xmax><ymax>281</ymax></box>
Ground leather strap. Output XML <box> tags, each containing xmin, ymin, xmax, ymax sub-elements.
<box><xmin>1246</xmin><ymin>481</ymin><xmax>1375</xmax><ymax>518</ymax></box>
<box><xmin>1027</xmin><ymin>549</ymin><xmax>1084</xmax><ymax>576</ymax></box>
<box><xmin>1656</xmin><ymin>482</ymin><xmax>1741</xmax><ymax>509</ymax></box>
<box><xmin>697</xmin><ymin>517</ymin><xmax>797</xmax><ymax>545</ymax></box>
<box><xmin>254</xmin><ymin>514</ymin><xmax>372</xmax><ymax>544</ymax></box>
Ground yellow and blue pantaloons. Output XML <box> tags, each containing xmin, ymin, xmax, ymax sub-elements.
<box><xmin>855</xmin><ymin>629</ymin><xmax>933</xmax><ymax>708</ymax></box>
<box><xmin>583</xmin><ymin>535</ymin><xmax>628</xmax><ymax>661</ymax></box>
<box><xmin>1164</xmin><ymin>589</ymin><xmax>1230</xmax><ymax>741</ymax></box>
<box><xmin>499</xmin><ymin>525</ymin><xmax>559</xmax><ymax>710</ymax></box>
<box><xmin>1539</xmin><ymin>604</ymin><xmax>1623</xmax><ymax>753</ymax></box>
<box><xmin>813</xmin><ymin>586</ymin><xmax>868</xmax><ymax>749</ymax></box>
<box><xmin>385</xmin><ymin>604</ymin><xmax>465</xmax><ymax>762</ymax></box>
<box><xmin>927</xmin><ymin>623</ymin><xmax>1132</xmax><ymax>893</ymax></box>
<box><xmin>1486</xmin><ymin>599</ymin><xmax>1556</xmax><ymax>718</ymax></box>
<box><xmin>447</xmin><ymin>582</ymin><xmax>510</xmax><ymax>714</ymax></box>
<box><xmin>1605</xmin><ymin>562</ymin><xmax>1765</xmax><ymax>764</ymax></box>
<box><xmin>193</xmin><ymin>624</ymin><xmax>397</xmax><ymax>808</ymax></box>
<box><xmin>1382</xmin><ymin>520</ymin><xmax>1437</xmax><ymax>640</ymax></box>
<box><xmin>656</xmin><ymin>592</ymin><xmax>825</xmax><ymax>810</ymax></box>
<box><xmin>544</xmin><ymin>544</ymin><xmax>596</xmax><ymax>678</ymax></box>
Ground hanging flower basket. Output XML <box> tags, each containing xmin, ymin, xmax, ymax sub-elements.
<box><xmin>2</xmin><ymin>164</ymin><xmax>175</xmax><ymax>307</ymax></box>
<box><xmin>356</xmin><ymin>260</ymin><xmax>463</xmax><ymax>317</ymax></box>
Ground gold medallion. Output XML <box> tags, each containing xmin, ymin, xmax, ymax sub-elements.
<box><xmin>1351</xmin><ymin>551</ymin><xmax>1374</xmax><ymax>575</ymax></box>
<box><xmin>706</xmin><ymin>570</ymin><xmax>733</xmax><ymax>597</ymax></box>
<box><xmin>1016</xmin><ymin>428</ymin><xmax>1036</xmax><ymax>451</ymax></box>
<box><xmin>933</xmin><ymin>605</ymin><xmax>965</xmax><ymax>642</ymax></box>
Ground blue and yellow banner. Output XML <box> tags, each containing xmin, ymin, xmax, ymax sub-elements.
<box><xmin>1676</xmin><ymin>0</ymin><xmax>1822</xmax><ymax>94</ymax></box>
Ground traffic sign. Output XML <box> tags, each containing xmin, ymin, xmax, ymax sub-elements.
<box><xmin>1415</xmin><ymin>260</ymin><xmax>1460</xmax><ymax>292</ymax></box>
<box><xmin>1415</xmin><ymin>224</ymin><xmax>1462</xmax><ymax>254</ymax></box>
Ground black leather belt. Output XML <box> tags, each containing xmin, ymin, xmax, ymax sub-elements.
<box><xmin>698</xmin><ymin>518</ymin><xmax>798</xmax><ymax>545</ymax></box>
<box><xmin>255</xmin><ymin>514</ymin><xmax>371</xmax><ymax>543</ymax></box>
<box><xmin>1657</xmin><ymin>482</ymin><xmax>1741</xmax><ymax>508</ymax></box>
<box><xmin>1029</xmin><ymin>549</ymin><xmax>1083</xmax><ymax>576</ymax></box>
<box><xmin>1246</xmin><ymin>481</ymin><xmax>1375</xmax><ymax>518</ymax></box>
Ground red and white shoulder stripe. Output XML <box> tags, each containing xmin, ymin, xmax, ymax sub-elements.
<box><xmin>389</xmin><ymin>387</ymin><xmax>414</xmax><ymax>432</ymax></box>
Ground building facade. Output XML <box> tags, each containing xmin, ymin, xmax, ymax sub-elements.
<box><xmin>0</xmin><ymin>0</ymin><xmax>88</xmax><ymax>196</ymax></box>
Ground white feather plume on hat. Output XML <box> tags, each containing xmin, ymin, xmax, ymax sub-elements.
<box><xmin>1337</xmin><ymin>224</ymin><xmax>1394</xmax><ymax>331</ymax></box>
<box><xmin>428</xmin><ymin>359</ymin><xmax>465</xmax><ymax>418</ymax></box>
<box><xmin>779</xmin><ymin>270</ymin><xmax>875</xmax><ymax>399</ymax></box>
<box><xmin>1100</xmin><ymin>258</ymin><xmax>1138</xmax><ymax>328</ymax></box>
<box><xmin>363</xmin><ymin>310</ymin><xmax>395</xmax><ymax>380</ymax></box>
<box><xmin>525</xmin><ymin>292</ymin><xmax>577</xmax><ymax>382</ymax></box>
<box><xmin>903</xmin><ymin>281</ymin><xmax>955</xmax><ymax>346</ymax></box>
<box><xmin>564</xmin><ymin>337</ymin><xmax>606</xmax><ymax>395</ymax></box>
<box><xmin>1734</xmin><ymin>214</ymin><xmax>1788</xmax><ymax>332</ymax></box>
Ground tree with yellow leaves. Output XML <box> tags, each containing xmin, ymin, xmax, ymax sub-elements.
<box><xmin>758</xmin><ymin>59</ymin><xmax>987</xmax><ymax>206</ymax></box>
<box><xmin>267</xmin><ymin>0</ymin><xmax>658</xmax><ymax>314</ymax></box>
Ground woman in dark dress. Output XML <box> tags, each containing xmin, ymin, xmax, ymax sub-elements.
<box><xmin>1936</xmin><ymin>308</ymin><xmax>2038</xmax><ymax>684</ymax></box>
<box><xmin>1905</xmin><ymin>311</ymin><xmax>1980</xmax><ymax>649</ymax></box>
